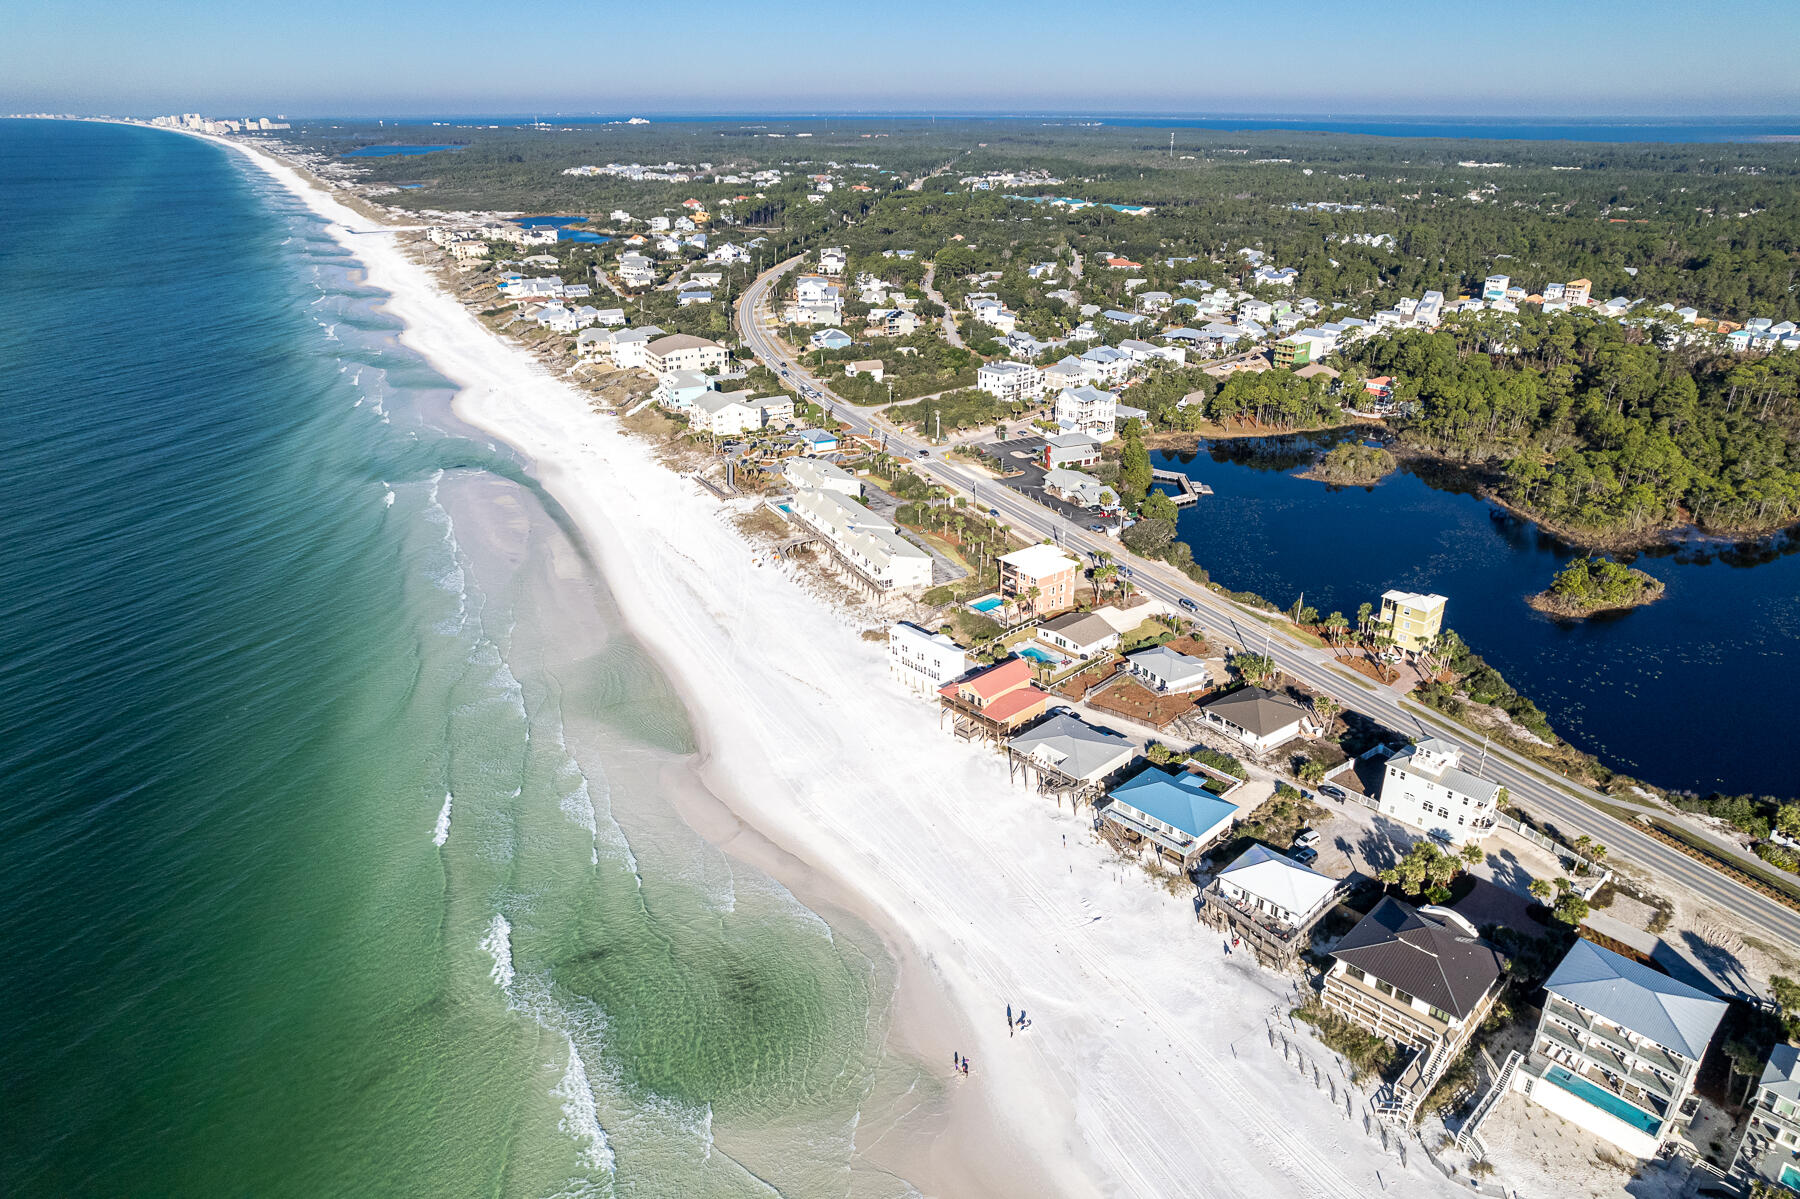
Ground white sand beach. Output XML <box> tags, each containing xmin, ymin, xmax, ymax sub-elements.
<box><xmin>205</xmin><ymin>131</ymin><xmax>1470</xmax><ymax>1199</ymax></box>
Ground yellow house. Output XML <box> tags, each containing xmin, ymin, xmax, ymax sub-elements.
<box><xmin>1380</xmin><ymin>589</ymin><xmax>1447</xmax><ymax>652</ymax></box>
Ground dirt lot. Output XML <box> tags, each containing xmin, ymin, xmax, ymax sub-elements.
<box><xmin>1088</xmin><ymin>677</ymin><xmax>1204</xmax><ymax>730</ymax></box>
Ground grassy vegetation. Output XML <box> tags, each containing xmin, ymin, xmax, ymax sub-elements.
<box><xmin>1291</xmin><ymin>999</ymin><xmax>1397</xmax><ymax>1081</ymax></box>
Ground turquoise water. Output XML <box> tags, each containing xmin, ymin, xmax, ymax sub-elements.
<box><xmin>1781</xmin><ymin>1161</ymin><xmax>1800</xmax><ymax>1190</ymax></box>
<box><xmin>1018</xmin><ymin>646</ymin><xmax>1061</xmax><ymax>664</ymax></box>
<box><xmin>0</xmin><ymin>119</ymin><xmax>934</xmax><ymax>1198</ymax></box>
<box><xmin>969</xmin><ymin>597</ymin><xmax>1004</xmax><ymax>613</ymax></box>
<box><xmin>1542</xmin><ymin>1065</ymin><xmax>1662</xmax><ymax>1135</ymax></box>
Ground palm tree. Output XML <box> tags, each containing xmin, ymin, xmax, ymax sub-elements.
<box><xmin>1527</xmin><ymin>878</ymin><xmax>1553</xmax><ymax>903</ymax></box>
<box><xmin>1459</xmin><ymin>843</ymin><xmax>1483</xmax><ymax>869</ymax></box>
<box><xmin>1025</xmin><ymin>585</ymin><xmax>1042</xmax><ymax>620</ymax></box>
<box><xmin>1356</xmin><ymin>601</ymin><xmax>1374</xmax><ymax>641</ymax></box>
<box><xmin>1312</xmin><ymin>695</ymin><xmax>1340</xmax><ymax>734</ymax></box>
<box><xmin>1323</xmin><ymin>611</ymin><xmax>1349</xmax><ymax>646</ymax></box>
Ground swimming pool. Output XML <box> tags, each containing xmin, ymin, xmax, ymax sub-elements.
<box><xmin>1781</xmin><ymin>1162</ymin><xmax>1800</xmax><ymax>1192</ymax></box>
<box><xmin>1018</xmin><ymin>646</ymin><xmax>1061</xmax><ymax>665</ymax></box>
<box><xmin>968</xmin><ymin>596</ymin><xmax>1004</xmax><ymax>614</ymax></box>
<box><xmin>1542</xmin><ymin>1065</ymin><xmax>1662</xmax><ymax>1136</ymax></box>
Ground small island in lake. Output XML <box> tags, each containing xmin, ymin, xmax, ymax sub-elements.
<box><xmin>1529</xmin><ymin>556</ymin><xmax>1666</xmax><ymax>619</ymax></box>
<box><xmin>1300</xmin><ymin>442</ymin><xmax>1397</xmax><ymax>486</ymax></box>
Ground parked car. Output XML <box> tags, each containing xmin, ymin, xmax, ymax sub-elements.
<box><xmin>1293</xmin><ymin>829</ymin><xmax>1321</xmax><ymax>849</ymax></box>
<box><xmin>1289</xmin><ymin>846</ymin><xmax>1319</xmax><ymax>865</ymax></box>
<box><xmin>1319</xmin><ymin>783</ymin><xmax>1347</xmax><ymax>801</ymax></box>
<box><xmin>1088</xmin><ymin>524</ymin><xmax>1104</xmax><ymax>532</ymax></box>
<box><xmin>988</xmin><ymin>508</ymin><xmax>1000</xmax><ymax>517</ymax></box>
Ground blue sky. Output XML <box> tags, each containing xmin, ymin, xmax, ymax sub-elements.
<box><xmin>7</xmin><ymin>0</ymin><xmax>1800</xmax><ymax>117</ymax></box>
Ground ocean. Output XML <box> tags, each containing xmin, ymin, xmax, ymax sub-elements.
<box><xmin>0</xmin><ymin>119</ymin><xmax>932</xmax><ymax>1198</ymax></box>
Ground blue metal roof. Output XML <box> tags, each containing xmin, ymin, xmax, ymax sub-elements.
<box><xmin>1109</xmin><ymin>768</ymin><xmax>1238</xmax><ymax>840</ymax></box>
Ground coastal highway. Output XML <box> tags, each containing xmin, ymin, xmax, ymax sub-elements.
<box><xmin>735</xmin><ymin>257</ymin><xmax>1800</xmax><ymax>959</ymax></box>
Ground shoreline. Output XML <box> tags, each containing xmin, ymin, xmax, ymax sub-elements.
<box><xmin>182</xmin><ymin>125</ymin><xmax>1052</xmax><ymax>1199</ymax></box>
<box><xmin>156</xmin><ymin>120</ymin><xmax>1467</xmax><ymax>1198</ymax></box>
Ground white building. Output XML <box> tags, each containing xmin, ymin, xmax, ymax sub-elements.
<box><xmin>783</xmin><ymin>457</ymin><xmax>861</xmax><ymax>497</ymax></box>
<box><xmin>606</xmin><ymin>326</ymin><xmax>665</xmax><ymax>370</ymax></box>
<box><xmin>976</xmin><ymin>360</ymin><xmax>1046</xmax><ymax>403</ymax></box>
<box><xmin>1123</xmin><ymin>646</ymin><xmax>1212</xmax><ymax>694</ymax></box>
<box><xmin>1522</xmin><ymin>938</ymin><xmax>1726</xmax><ymax>1159</ymax></box>
<box><xmin>887</xmin><ymin>621</ymin><xmax>970</xmax><ymax>696</ymax></box>
<box><xmin>818</xmin><ymin>247</ymin><xmax>847</xmax><ymax>275</ymax></box>
<box><xmin>1197</xmin><ymin>687</ymin><xmax>1315</xmax><ymax>754</ymax></box>
<box><xmin>1377</xmin><ymin>738</ymin><xmax>1500</xmax><ymax>845</ymax></box>
<box><xmin>1214</xmin><ymin>844</ymin><xmax>1340</xmax><ymax>930</ymax></box>
<box><xmin>791</xmin><ymin>489</ymin><xmax>933</xmax><ymax>591</ymax></box>
<box><xmin>690</xmin><ymin>390</ymin><xmax>791</xmax><ymax>436</ymax></box>
<box><xmin>1055</xmin><ymin>385</ymin><xmax>1119</xmax><ymax>441</ymax></box>
<box><xmin>645</xmin><ymin>334</ymin><xmax>728</xmax><ymax>377</ymax></box>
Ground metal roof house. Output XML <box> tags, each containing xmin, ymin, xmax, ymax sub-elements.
<box><xmin>1200</xmin><ymin>844</ymin><xmax>1344</xmax><ymax>967</ymax></box>
<box><xmin>1521</xmin><ymin>938</ymin><xmax>1726</xmax><ymax>1158</ymax></box>
<box><xmin>1098</xmin><ymin>768</ymin><xmax>1239</xmax><ymax>867</ymax></box>
<box><xmin>1005</xmin><ymin>713</ymin><xmax>1138</xmax><ymax>803</ymax></box>
<box><xmin>1124</xmin><ymin>645</ymin><xmax>1212</xmax><ymax>694</ymax></box>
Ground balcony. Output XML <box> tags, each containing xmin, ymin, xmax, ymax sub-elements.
<box><xmin>1544</xmin><ymin>998</ymin><xmax>1685</xmax><ymax>1080</ymax></box>
<box><xmin>1536</xmin><ymin>1024</ymin><xmax>1673</xmax><ymax>1111</ymax></box>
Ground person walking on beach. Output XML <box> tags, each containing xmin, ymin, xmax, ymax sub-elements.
<box><xmin>953</xmin><ymin>1051</ymin><xmax>961</xmax><ymax>1071</ymax></box>
<box><xmin>961</xmin><ymin>1057</ymin><xmax>970</xmax><ymax>1076</ymax></box>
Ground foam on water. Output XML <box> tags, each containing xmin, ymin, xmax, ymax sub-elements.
<box><xmin>480</xmin><ymin>913</ymin><xmax>515</xmax><ymax>991</ymax></box>
<box><xmin>552</xmin><ymin>1033</ymin><xmax>618</xmax><ymax>1176</ymax></box>
<box><xmin>432</xmin><ymin>792</ymin><xmax>452</xmax><ymax>846</ymax></box>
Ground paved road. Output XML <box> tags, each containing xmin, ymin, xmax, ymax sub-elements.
<box><xmin>919</xmin><ymin>264</ymin><xmax>965</xmax><ymax>349</ymax></box>
<box><xmin>736</xmin><ymin>257</ymin><xmax>1800</xmax><ymax>961</ymax></box>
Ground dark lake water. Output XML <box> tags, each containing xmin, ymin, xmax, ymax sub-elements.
<box><xmin>515</xmin><ymin>216</ymin><xmax>611</xmax><ymax>244</ymax></box>
<box><xmin>1155</xmin><ymin>431</ymin><xmax>1800</xmax><ymax>799</ymax></box>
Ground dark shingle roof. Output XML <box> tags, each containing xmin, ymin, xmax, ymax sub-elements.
<box><xmin>1331</xmin><ymin>897</ymin><xmax>1503</xmax><ymax>1020</ymax></box>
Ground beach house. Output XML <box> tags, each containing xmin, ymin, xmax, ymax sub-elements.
<box><xmin>790</xmin><ymin>488</ymin><xmax>932</xmax><ymax>592</ymax></box>
<box><xmin>1379</xmin><ymin>589</ymin><xmax>1446</xmax><ymax>652</ymax></box>
<box><xmin>1197</xmin><ymin>687</ymin><xmax>1315</xmax><ymax>755</ymax></box>
<box><xmin>645</xmin><ymin>334</ymin><xmax>729</xmax><ymax>378</ymax></box>
<box><xmin>1377</xmin><ymin>738</ymin><xmax>1500</xmax><ymax>845</ymax></box>
<box><xmin>1200</xmin><ymin>843</ymin><xmax>1344</xmax><ymax>966</ymax></box>
<box><xmin>1733</xmin><ymin>1044</ymin><xmax>1800</xmax><ymax>1190</ymax></box>
<box><xmin>606</xmin><ymin>326</ymin><xmax>665</xmax><ymax>370</ymax></box>
<box><xmin>977</xmin><ymin>361</ymin><xmax>1047</xmax><ymax>403</ymax></box>
<box><xmin>1098</xmin><ymin>768</ymin><xmax>1239</xmax><ymax>868</ymax></box>
<box><xmin>1004</xmin><ymin>712</ymin><xmax>1138</xmax><ymax>802</ymax></box>
<box><xmin>938</xmin><ymin>658</ymin><xmax>1052</xmax><ymax>742</ymax></box>
<box><xmin>1042</xmin><ymin>468</ymin><xmax>1113</xmax><ymax>511</ymax></box>
<box><xmin>1123</xmin><ymin>645</ymin><xmax>1213</xmax><ymax>694</ymax></box>
<box><xmin>782</xmin><ymin>457</ymin><xmax>860</xmax><ymax>497</ymax></box>
<box><xmin>1033</xmin><ymin>611</ymin><xmax>1120</xmax><ymax>660</ymax></box>
<box><xmin>1055</xmin><ymin>386</ymin><xmax>1119</xmax><ymax>441</ymax></box>
<box><xmin>1521</xmin><ymin>938</ymin><xmax>1726</xmax><ymax>1159</ymax></box>
<box><xmin>887</xmin><ymin>621</ymin><xmax>971</xmax><ymax>697</ymax></box>
<box><xmin>1322</xmin><ymin>899</ymin><xmax>1505</xmax><ymax>1116</ymax></box>
<box><xmin>1042</xmin><ymin>433</ymin><xmax>1103</xmax><ymax>471</ymax></box>
<box><xmin>998</xmin><ymin>544</ymin><xmax>1082</xmax><ymax>617</ymax></box>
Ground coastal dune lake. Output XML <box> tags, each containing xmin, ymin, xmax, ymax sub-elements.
<box><xmin>1156</xmin><ymin>431</ymin><xmax>1800</xmax><ymax>798</ymax></box>
<box><xmin>0</xmin><ymin>119</ymin><xmax>935</xmax><ymax>1198</ymax></box>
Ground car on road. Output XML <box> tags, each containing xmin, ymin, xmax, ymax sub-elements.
<box><xmin>917</xmin><ymin>449</ymin><xmax>930</xmax><ymax>457</ymax></box>
<box><xmin>1319</xmin><ymin>783</ymin><xmax>1347</xmax><ymax>801</ymax></box>
<box><xmin>1088</xmin><ymin>524</ymin><xmax>1104</xmax><ymax>532</ymax></box>
<box><xmin>1288</xmin><ymin>846</ymin><xmax>1319</xmax><ymax>865</ymax></box>
<box><xmin>1178</xmin><ymin>597</ymin><xmax>1198</xmax><ymax>612</ymax></box>
<box><xmin>1293</xmin><ymin>829</ymin><xmax>1321</xmax><ymax>849</ymax></box>
<box><xmin>988</xmin><ymin>508</ymin><xmax>999</xmax><ymax>517</ymax></box>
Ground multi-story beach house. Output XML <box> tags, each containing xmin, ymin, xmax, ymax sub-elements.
<box><xmin>1377</xmin><ymin>738</ymin><xmax>1500</xmax><ymax>845</ymax></box>
<box><xmin>790</xmin><ymin>487</ymin><xmax>932</xmax><ymax>592</ymax></box>
<box><xmin>1201</xmin><ymin>843</ymin><xmax>1343</xmax><ymax>967</ymax></box>
<box><xmin>1098</xmin><ymin>767</ymin><xmax>1239</xmax><ymax>868</ymax></box>
<box><xmin>1732</xmin><ymin>1044</ymin><xmax>1800</xmax><ymax>1190</ymax></box>
<box><xmin>644</xmin><ymin>333</ymin><xmax>728</xmax><ymax>378</ymax></box>
<box><xmin>782</xmin><ymin>457</ymin><xmax>860</xmax><ymax>497</ymax></box>
<box><xmin>689</xmin><ymin>391</ymin><xmax>789</xmax><ymax>436</ymax></box>
<box><xmin>976</xmin><ymin>360</ymin><xmax>1046</xmax><ymax>403</ymax></box>
<box><xmin>1322</xmin><ymin>899</ymin><xmax>1505</xmax><ymax>1116</ymax></box>
<box><xmin>1483</xmin><ymin>274</ymin><xmax>1511</xmax><ymax>302</ymax></box>
<box><xmin>938</xmin><ymin>658</ymin><xmax>1051</xmax><ymax>742</ymax></box>
<box><xmin>1378</xmin><ymin>589</ymin><xmax>1446</xmax><ymax>652</ymax></box>
<box><xmin>887</xmin><ymin>621</ymin><xmax>971</xmax><ymax>697</ymax></box>
<box><xmin>1564</xmin><ymin>278</ymin><xmax>1593</xmax><ymax>306</ymax></box>
<box><xmin>998</xmin><ymin>544</ymin><xmax>1081</xmax><ymax>616</ymax></box>
<box><xmin>1054</xmin><ymin>385</ymin><xmax>1120</xmax><ymax>440</ymax></box>
<box><xmin>1519</xmin><ymin>938</ymin><xmax>1725</xmax><ymax>1159</ymax></box>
